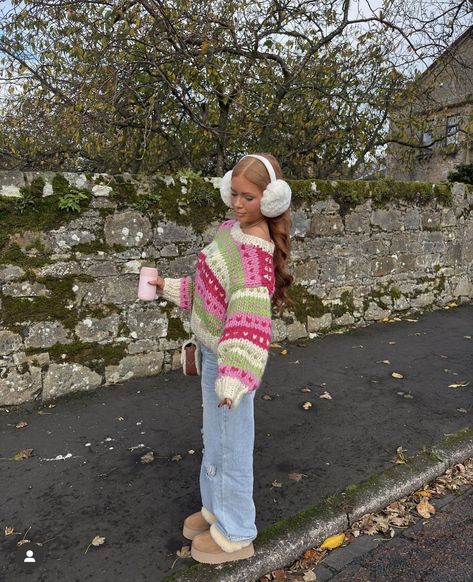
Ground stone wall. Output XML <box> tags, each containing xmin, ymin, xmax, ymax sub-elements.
<box><xmin>1</xmin><ymin>171</ymin><xmax>472</xmax><ymax>407</ymax></box>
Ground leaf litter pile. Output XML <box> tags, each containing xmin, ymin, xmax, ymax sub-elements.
<box><xmin>254</xmin><ymin>457</ymin><xmax>473</xmax><ymax>582</ymax></box>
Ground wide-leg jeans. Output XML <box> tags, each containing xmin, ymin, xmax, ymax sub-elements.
<box><xmin>198</xmin><ymin>342</ymin><xmax>257</xmax><ymax>542</ymax></box>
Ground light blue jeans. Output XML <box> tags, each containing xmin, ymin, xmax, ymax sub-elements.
<box><xmin>198</xmin><ymin>342</ymin><xmax>258</xmax><ymax>542</ymax></box>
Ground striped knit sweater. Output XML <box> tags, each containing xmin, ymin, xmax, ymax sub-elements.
<box><xmin>161</xmin><ymin>218</ymin><xmax>275</xmax><ymax>410</ymax></box>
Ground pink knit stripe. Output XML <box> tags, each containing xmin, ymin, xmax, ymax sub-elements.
<box><xmin>180</xmin><ymin>277</ymin><xmax>191</xmax><ymax>309</ymax></box>
<box><xmin>218</xmin><ymin>365</ymin><xmax>258</xmax><ymax>391</ymax></box>
<box><xmin>218</xmin><ymin>219</ymin><xmax>235</xmax><ymax>232</ymax></box>
<box><xmin>194</xmin><ymin>266</ymin><xmax>227</xmax><ymax>319</ymax></box>
<box><xmin>199</xmin><ymin>259</ymin><xmax>227</xmax><ymax>301</ymax></box>
<box><xmin>220</xmin><ymin>327</ymin><xmax>272</xmax><ymax>348</ymax></box>
<box><xmin>225</xmin><ymin>311</ymin><xmax>272</xmax><ymax>329</ymax></box>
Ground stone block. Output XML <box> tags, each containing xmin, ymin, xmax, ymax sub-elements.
<box><xmin>0</xmin><ymin>330</ymin><xmax>23</xmax><ymax>355</ymax></box>
<box><xmin>24</xmin><ymin>321</ymin><xmax>71</xmax><ymax>349</ymax></box>
<box><xmin>75</xmin><ymin>314</ymin><xmax>120</xmax><ymax>344</ymax></box>
<box><xmin>42</xmin><ymin>363</ymin><xmax>102</xmax><ymax>402</ymax></box>
<box><xmin>104</xmin><ymin>211</ymin><xmax>152</xmax><ymax>248</ymax></box>
<box><xmin>105</xmin><ymin>351</ymin><xmax>164</xmax><ymax>384</ymax></box>
<box><xmin>0</xmin><ymin>366</ymin><xmax>42</xmax><ymax>405</ymax></box>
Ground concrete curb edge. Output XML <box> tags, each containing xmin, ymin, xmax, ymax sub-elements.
<box><xmin>162</xmin><ymin>425</ymin><xmax>473</xmax><ymax>582</ymax></box>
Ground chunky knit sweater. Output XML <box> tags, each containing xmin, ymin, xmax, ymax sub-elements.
<box><xmin>161</xmin><ymin>218</ymin><xmax>275</xmax><ymax>410</ymax></box>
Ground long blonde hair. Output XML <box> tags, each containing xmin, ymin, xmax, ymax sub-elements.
<box><xmin>231</xmin><ymin>153</ymin><xmax>294</xmax><ymax>315</ymax></box>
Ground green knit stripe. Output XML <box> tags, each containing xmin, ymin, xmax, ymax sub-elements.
<box><xmin>193</xmin><ymin>295</ymin><xmax>224</xmax><ymax>336</ymax></box>
<box><xmin>216</xmin><ymin>230</ymin><xmax>244</xmax><ymax>289</ymax></box>
<box><xmin>228</xmin><ymin>291</ymin><xmax>271</xmax><ymax>317</ymax></box>
<box><xmin>218</xmin><ymin>342</ymin><xmax>267</xmax><ymax>376</ymax></box>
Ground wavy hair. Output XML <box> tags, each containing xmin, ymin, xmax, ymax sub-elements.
<box><xmin>231</xmin><ymin>153</ymin><xmax>294</xmax><ymax>316</ymax></box>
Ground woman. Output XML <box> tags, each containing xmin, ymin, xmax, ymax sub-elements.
<box><xmin>149</xmin><ymin>153</ymin><xmax>294</xmax><ymax>564</ymax></box>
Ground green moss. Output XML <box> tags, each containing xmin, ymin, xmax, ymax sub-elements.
<box><xmin>435</xmin><ymin>273</ymin><xmax>446</xmax><ymax>293</ymax></box>
<box><xmin>109</xmin><ymin>175</ymin><xmax>140</xmax><ymax>206</ymax></box>
<box><xmin>364</xmin><ymin>284</ymin><xmax>391</xmax><ymax>310</ymax></box>
<box><xmin>141</xmin><ymin>176</ymin><xmax>226</xmax><ymax>234</ymax></box>
<box><xmin>332</xmin><ymin>290</ymin><xmax>355</xmax><ymax>318</ymax></box>
<box><xmin>166</xmin><ymin>317</ymin><xmax>186</xmax><ymax>340</ymax></box>
<box><xmin>286</xmin><ymin>284</ymin><xmax>328</xmax><ymax>322</ymax></box>
<box><xmin>0</xmin><ymin>242</ymin><xmax>49</xmax><ymax>269</ymax></box>
<box><xmin>0</xmin><ymin>188</ymin><xmax>84</xmax><ymax>255</ymax></box>
<box><xmin>1</xmin><ymin>275</ymin><xmax>93</xmax><ymax>330</ymax></box>
<box><xmin>52</xmin><ymin>173</ymin><xmax>70</xmax><ymax>194</ymax></box>
<box><xmin>40</xmin><ymin>341</ymin><xmax>127</xmax><ymax>372</ymax></box>
<box><xmin>390</xmin><ymin>287</ymin><xmax>401</xmax><ymax>300</ymax></box>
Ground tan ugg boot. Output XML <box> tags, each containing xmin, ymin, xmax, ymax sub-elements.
<box><xmin>182</xmin><ymin>507</ymin><xmax>216</xmax><ymax>540</ymax></box>
<box><xmin>190</xmin><ymin>523</ymin><xmax>254</xmax><ymax>564</ymax></box>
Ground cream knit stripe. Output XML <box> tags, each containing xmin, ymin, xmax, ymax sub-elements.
<box><xmin>217</xmin><ymin>342</ymin><xmax>268</xmax><ymax>377</ymax></box>
<box><xmin>214</xmin><ymin>376</ymin><xmax>250</xmax><ymax>410</ymax></box>
<box><xmin>161</xmin><ymin>277</ymin><xmax>182</xmax><ymax>307</ymax></box>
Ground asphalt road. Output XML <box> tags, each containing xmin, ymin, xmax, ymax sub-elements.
<box><xmin>1</xmin><ymin>304</ymin><xmax>472</xmax><ymax>582</ymax></box>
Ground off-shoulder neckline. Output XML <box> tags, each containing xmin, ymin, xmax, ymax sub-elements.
<box><xmin>228</xmin><ymin>219</ymin><xmax>275</xmax><ymax>252</ymax></box>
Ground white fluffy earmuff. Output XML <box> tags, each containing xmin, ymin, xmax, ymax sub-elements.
<box><xmin>219</xmin><ymin>154</ymin><xmax>291</xmax><ymax>218</ymax></box>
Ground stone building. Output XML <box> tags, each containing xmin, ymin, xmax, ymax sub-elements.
<box><xmin>387</xmin><ymin>26</ymin><xmax>473</xmax><ymax>182</ymax></box>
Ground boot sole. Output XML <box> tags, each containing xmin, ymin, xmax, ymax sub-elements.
<box><xmin>191</xmin><ymin>542</ymin><xmax>254</xmax><ymax>564</ymax></box>
<box><xmin>182</xmin><ymin>525</ymin><xmax>210</xmax><ymax>540</ymax></box>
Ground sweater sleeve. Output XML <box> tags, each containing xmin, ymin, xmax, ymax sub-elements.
<box><xmin>215</xmin><ymin>285</ymin><xmax>273</xmax><ymax>410</ymax></box>
<box><xmin>160</xmin><ymin>276</ymin><xmax>194</xmax><ymax>311</ymax></box>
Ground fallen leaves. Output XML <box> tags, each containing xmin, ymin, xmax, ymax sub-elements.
<box><xmin>302</xmin><ymin>402</ymin><xmax>312</xmax><ymax>410</ymax></box>
<box><xmin>391</xmin><ymin>372</ymin><xmax>404</xmax><ymax>379</ymax></box>
<box><xmin>85</xmin><ymin>535</ymin><xmax>105</xmax><ymax>554</ymax></box>
<box><xmin>448</xmin><ymin>381</ymin><xmax>469</xmax><ymax>388</ymax></box>
<box><xmin>288</xmin><ymin>472</ymin><xmax>307</xmax><ymax>482</ymax></box>
<box><xmin>319</xmin><ymin>391</ymin><xmax>332</xmax><ymax>400</ymax></box>
<box><xmin>392</xmin><ymin>446</ymin><xmax>407</xmax><ymax>464</ymax></box>
<box><xmin>171</xmin><ymin>544</ymin><xmax>192</xmax><ymax>568</ymax></box>
<box><xmin>140</xmin><ymin>451</ymin><xmax>155</xmax><ymax>464</ymax></box>
<box><xmin>416</xmin><ymin>498</ymin><xmax>436</xmax><ymax>518</ymax></box>
<box><xmin>320</xmin><ymin>532</ymin><xmax>346</xmax><ymax>550</ymax></box>
<box><xmin>260</xmin><ymin>458</ymin><xmax>473</xmax><ymax>581</ymax></box>
<box><xmin>0</xmin><ymin>448</ymin><xmax>34</xmax><ymax>461</ymax></box>
<box><xmin>15</xmin><ymin>421</ymin><xmax>28</xmax><ymax>429</ymax></box>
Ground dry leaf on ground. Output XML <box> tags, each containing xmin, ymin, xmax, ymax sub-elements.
<box><xmin>319</xmin><ymin>391</ymin><xmax>332</xmax><ymax>399</ymax></box>
<box><xmin>392</xmin><ymin>446</ymin><xmax>407</xmax><ymax>464</ymax></box>
<box><xmin>448</xmin><ymin>381</ymin><xmax>469</xmax><ymax>388</ymax></box>
<box><xmin>140</xmin><ymin>451</ymin><xmax>155</xmax><ymax>464</ymax></box>
<box><xmin>85</xmin><ymin>535</ymin><xmax>106</xmax><ymax>554</ymax></box>
<box><xmin>289</xmin><ymin>473</ymin><xmax>307</xmax><ymax>481</ymax></box>
<box><xmin>416</xmin><ymin>498</ymin><xmax>436</xmax><ymax>518</ymax></box>
<box><xmin>320</xmin><ymin>532</ymin><xmax>346</xmax><ymax>550</ymax></box>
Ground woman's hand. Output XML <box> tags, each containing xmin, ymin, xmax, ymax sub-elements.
<box><xmin>218</xmin><ymin>398</ymin><xmax>233</xmax><ymax>409</ymax></box>
<box><xmin>147</xmin><ymin>276</ymin><xmax>165</xmax><ymax>294</ymax></box>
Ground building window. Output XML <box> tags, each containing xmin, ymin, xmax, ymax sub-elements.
<box><xmin>417</xmin><ymin>128</ymin><xmax>433</xmax><ymax>158</ymax></box>
<box><xmin>422</xmin><ymin>130</ymin><xmax>433</xmax><ymax>149</ymax></box>
<box><xmin>445</xmin><ymin>115</ymin><xmax>460</xmax><ymax>145</ymax></box>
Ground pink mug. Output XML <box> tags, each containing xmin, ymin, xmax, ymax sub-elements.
<box><xmin>138</xmin><ymin>266</ymin><xmax>158</xmax><ymax>301</ymax></box>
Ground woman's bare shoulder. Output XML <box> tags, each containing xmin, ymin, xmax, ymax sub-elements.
<box><xmin>246</xmin><ymin>224</ymin><xmax>272</xmax><ymax>242</ymax></box>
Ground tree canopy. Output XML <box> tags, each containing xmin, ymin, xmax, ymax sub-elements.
<box><xmin>0</xmin><ymin>0</ymin><xmax>471</xmax><ymax>177</ymax></box>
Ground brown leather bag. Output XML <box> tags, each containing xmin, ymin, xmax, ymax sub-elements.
<box><xmin>181</xmin><ymin>337</ymin><xmax>201</xmax><ymax>376</ymax></box>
